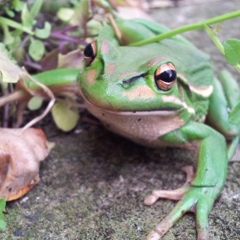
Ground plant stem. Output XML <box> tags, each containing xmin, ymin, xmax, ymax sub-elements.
<box><xmin>0</xmin><ymin>90</ymin><xmax>26</xmax><ymax>107</ymax></box>
<box><xmin>131</xmin><ymin>10</ymin><xmax>240</xmax><ymax>46</ymax></box>
<box><xmin>204</xmin><ymin>25</ymin><xmax>224</xmax><ymax>54</ymax></box>
<box><xmin>204</xmin><ymin>25</ymin><xmax>240</xmax><ymax>73</ymax></box>
<box><xmin>0</xmin><ymin>17</ymin><xmax>34</xmax><ymax>35</ymax></box>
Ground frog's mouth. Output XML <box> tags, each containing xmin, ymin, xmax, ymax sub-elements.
<box><xmin>80</xmin><ymin>86</ymin><xmax>194</xmax><ymax>116</ymax></box>
<box><xmin>81</xmin><ymin>91</ymin><xmax>185</xmax><ymax>116</ymax></box>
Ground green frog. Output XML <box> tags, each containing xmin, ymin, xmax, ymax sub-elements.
<box><xmin>78</xmin><ymin>18</ymin><xmax>240</xmax><ymax>239</ymax></box>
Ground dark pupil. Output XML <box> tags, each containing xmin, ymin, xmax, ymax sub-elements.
<box><xmin>84</xmin><ymin>43</ymin><xmax>94</xmax><ymax>58</ymax></box>
<box><xmin>158</xmin><ymin>70</ymin><xmax>176</xmax><ymax>83</ymax></box>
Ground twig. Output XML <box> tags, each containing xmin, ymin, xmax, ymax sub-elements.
<box><xmin>21</xmin><ymin>69</ymin><xmax>56</xmax><ymax>131</ymax></box>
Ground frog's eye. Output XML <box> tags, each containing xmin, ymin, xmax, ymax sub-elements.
<box><xmin>154</xmin><ymin>63</ymin><xmax>177</xmax><ymax>91</ymax></box>
<box><xmin>84</xmin><ymin>41</ymin><xmax>97</xmax><ymax>66</ymax></box>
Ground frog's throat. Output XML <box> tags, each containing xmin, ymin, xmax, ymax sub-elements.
<box><xmin>83</xmin><ymin>96</ymin><xmax>187</xmax><ymax>142</ymax></box>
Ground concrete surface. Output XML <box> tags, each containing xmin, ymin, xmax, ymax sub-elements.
<box><xmin>1</xmin><ymin>1</ymin><xmax>240</xmax><ymax>240</ymax></box>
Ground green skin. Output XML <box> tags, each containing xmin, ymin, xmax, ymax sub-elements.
<box><xmin>78</xmin><ymin>18</ymin><xmax>240</xmax><ymax>240</ymax></box>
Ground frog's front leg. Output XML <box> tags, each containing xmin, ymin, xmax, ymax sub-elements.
<box><xmin>207</xmin><ymin>73</ymin><xmax>240</xmax><ymax>159</ymax></box>
<box><xmin>146</xmin><ymin>122</ymin><xmax>228</xmax><ymax>240</ymax></box>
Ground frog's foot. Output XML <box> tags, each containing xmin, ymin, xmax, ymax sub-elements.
<box><xmin>144</xmin><ymin>166</ymin><xmax>217</xmax><ymax>240</ymax></box>
<box><xmin>144</xmin><ymin>165</ymin><xmax>195</xmax><ymax>205</ymax></box>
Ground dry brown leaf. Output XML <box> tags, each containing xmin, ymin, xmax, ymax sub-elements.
<box><xmin>58</xmin><ymin>49</ymin><xmax>84</xmax><ymax>69</ymax></box>
<box><xmin>0</xmin><ymin>128</ymin><xmax>51</xmax><ymax>201</ymax></box>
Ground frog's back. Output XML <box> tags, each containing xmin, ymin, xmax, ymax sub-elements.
<box><xmin>158</xmin><ymin>39</ymin><xmax>214</xmax><ymax>89</ymax></box>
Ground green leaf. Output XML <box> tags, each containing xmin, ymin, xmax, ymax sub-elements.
<box><xmin>52</xmin><ymin>100</ymin><xmax>79</xmax><ymax>132</ymax></box>
<box><xmin>0</xmin><ymin>16</ymin><xmax>33</xmax><ymax>35</ymax></box>
<box><xmin>29</xmin><ymin>38</ymin><xmax>45</xmax><ymax>61</ymax></box>
<box><xmin>30</xmin><ymin>0</ymin><xmax>43</xmax><ymax>19</ymax></box>
<box><xmin>0</xmin><ymin>199</ymin><xmax>6</xmax><ymax>211</ymax></box>
<box><xmin>229</xmin><ymin>101</ymin><xmax>240</xmax><ymax>124</ymax></box>
<box><xmin>0</xmin><ymin>213</ymin><xmax>6</xmax><ymax>231</ymax></box>
<box><xmin>21</xmin><ymin>3</ymin><xmax>34</xmax><ymax>27</ymax></box>
<box><xmin>57</xmin><ymin>1</ymin><xmax>90</xmax><ymax>26</ymax></box>
<box><xmin>2</xmin><ymin>25</ymin><xmax>14</xmax><ymax>45</ymax></box>
<box><xmin>57</xmin><ymin>8</ymin><xmax>74</xmax><ymax>22</ymax></box>
<box><xmin>27</xmin><ymin>96</ymin><xmax>43</xmax><ymax>111</ymax></box>
<box><xmin>5</xmin><ymin>7</ymin><xmax>15</xmax><ymax>18</ymax></box>
<box><xmin>0</xmin><ymin>199</ymin><xmax>6</xmax><ymax>231</ymax></box>
<box><xmin>35</xmin><ymin>22</ymin><xmax>51</xmax><ymax>39</ymax></box>
<box><xmin>70</xmin><ymin>0</ymin><xmax>80</xmax><ymax>6</ymax></box>
<box><xmin>223</xmin><ymin>38</ymin><xmax>240</xmax><ymax>66</ymax></box>
<box><xmin>12</xmin><ymin>0</ymin><xmax>25</xmax><ymax>12</ymax></box>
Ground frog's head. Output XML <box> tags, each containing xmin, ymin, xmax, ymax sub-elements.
<box><xmin>79</xmin><ymin>38</ymin><xmax>212</xmax><ymax>119</ymax></box>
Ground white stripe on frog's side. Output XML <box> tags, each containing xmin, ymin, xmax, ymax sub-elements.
<box><xmin>177</xmin><ymin>73</ymin><xmax>214</xmax><ymax>98</ymax></box>
<box><xmin>190</xmin><ymin>85</ymin><xmax>214</xmax><ymax>98</ymax></box>
<box><xmin>162</xmin><ymin>96</ymin><xmax>195</xmax><ymax>114</ymax></box>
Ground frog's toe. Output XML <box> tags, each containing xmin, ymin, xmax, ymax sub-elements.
<box><xmin>195</xmin><ymin>198</ymin><xmax>213</xmax><ymax>240</ymax></box>
<box><xmin>144</xmin><ymin>186</ymin><xmax>189</xmax><ymax>205</ymax></box>
<box><xmin>144</xmin><ymin>165</ymin><xmax>195</xmax><ymax>205</ymax></box>
<box><xmin>147</xmin><ymin>196</ymin><xmax>196</xmax><ymax>240</ymax></box>
<box><xmin>146</xmin><ymin>187</ymin><xmax>215</xmax><ymax>240</ymax></box>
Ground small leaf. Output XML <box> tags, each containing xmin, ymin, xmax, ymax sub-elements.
<box><xmin>223</xmin><ymin>39</ymin><xmax>240</xmax><ymax>66</ymax></box>
<box><xmin>12</xmin><ymin>0</ymin><xmax>25</xmax><ymax>12</ymax></box>
<box><xmin>0</xmin><ymin>199</ymin><xmax>6</xmax><ymax>211</ymax></box>
<box><xmin>57</xmin><ymin>8</ymin><xmax>74</xmax><ymax>22</ymax></box>
<box><xmin>0</xmin><ymin>213</ymin><xmax>6</xmax><ymax>231</ymax></box>
<box><xmin>58</xmin><ymin>1</ymin><xmax>90</xmax><ymax>26</ymax></box>
<box><xmin>58</xmin><ymin>49</ymin><xmax>83</xmax><ymax>69</ymax></box>
<box><xmin>29</xmin><ymin>38</ymin><xmax>45</xmax><ymax>61</ymax></box>
<box><xmin>35</xmin><ymin>22</ymin><xmax>51</xmax><ymax>39</ymax></box>
<box><xmin>0</xmin><ymin>199</ymin><xmax>6</xmax><ymax>231</ymax></box>
<box><xmin>5</xmin><ymin>7</ymin><xmax>15</xmax><ymax>18</ymax></box>
<box><xmin>0</xmin><ymin>50</ymin><xmax>22</xmax><ymax>83</ymax></box>
<box><xmin>27</xmin><ymin>96</ymin><xmax>43</xmax><ymax>111</ymax></box>
<box><xmin>2</xmin><ymin>25</ymin><xmax>14</xmax><ymax>45</ymax></box>
<box><xmin>52</xmin><ymin>100</ymin><xmax>79</xmax><ymax>132</ymax></box>
<box><xmin>229</xmin><ymin>101</ymin><xmax>240</xmax><ymax>124</ymax></box>
<box><xmin>21</xmin><ymin>3</ymin><xmax>34</xmax><ymax>27</ymax></box>
<box><xmin>41</xmin><ymin>49</ymin><xmax>59</xmax><ymax>71</ymax></box>
<box><xmin>30</xmin><ymin>0</ymin><xmax>43</xmax><ymax>19</ymax></box>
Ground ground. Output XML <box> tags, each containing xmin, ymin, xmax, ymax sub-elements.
<box><xmin>1</xmin><ymin>1</ymin><xmax>240</xmax><ymax>240</ymax></box>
